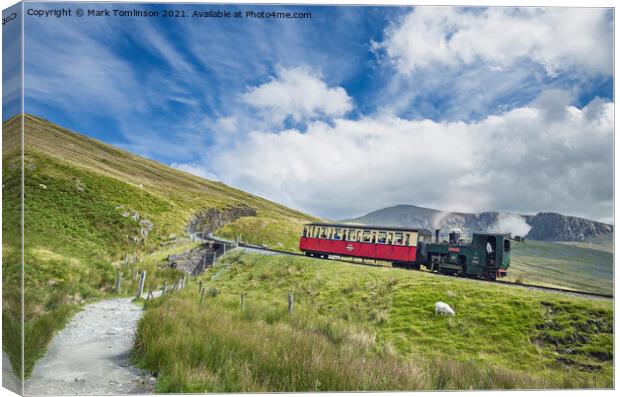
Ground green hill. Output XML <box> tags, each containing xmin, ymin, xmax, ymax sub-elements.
<box><xmin>133</xmin><ymin>251</ymin><xmax>613</xmax><ymax>391</ymax></box>
<box><xmin>508</xmin><ymin>240</ymin><xmax>613</xmax><ymax>295</ymax></box>
<box><xmin>2</xmin><ymin>114</ymin><xmax>317</xmax><ymax>377</ymax></box>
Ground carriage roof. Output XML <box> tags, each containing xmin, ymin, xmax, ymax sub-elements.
<box><xmin>304</xmin><ymin>223</ymin><xmax>432</xmax><ymax>235</ymax></box>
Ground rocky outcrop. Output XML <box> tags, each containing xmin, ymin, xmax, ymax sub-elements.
<box><xmin>187</xmin><ymin>204</ymin><xmax>256</xmax><ymax>236</ymax></box>
<box><xmin>524</xmin><ymin>212</ymin><xmax>613</xmax><ymax>242</ymax></box>
<box><xmin>167</xmin><ymin>244</ymin><xmax>222</xmax><ymax>275</ymax></box>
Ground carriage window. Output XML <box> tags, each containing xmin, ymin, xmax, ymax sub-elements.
<box><xmin>334</xmin><ymin>229</ymin><xmax>342</xmax><ymax>240</ymax></box>
<box><xmin>504</xmin><ymin>239</ymin><xmax>511</xmax><ymax>252</ymax></box>
<box><xmin>371</xmin><ymin>232</ymin><xmax>377</xmax><ymax>244</ymax></box>
<box><xmin>303</xmin><ymin>227</ymin><xmax>308</xmax><ymax>237</ymax></box>
<box><xmin>315</xmin><ymin>227</ymin><xmax>321</xmax><ymax>238</ymax></box>
<box><xmin>404</xmin><ymin>233</ymin><xmax>410</xmax><ymax>246</ymax></box>
<box><xmin>320</xmin><ymin>228</ymin><xmax>327</xmax><ymax>238</ymax></box>
<box><xmin>394</xmin><ymin>232</ymin><xmax>403</xmax><ymax>245</ymax></box>
<box><xmin>387</xmin><ymin>232</ymin><xmax>394</xmax><ymax>244</ymax></box>
<box><xmin>377</xmin><ymin>232</ymin><xmax>387</xmax><ymax>244</ymax></box>
<box><xmin>348</xmin><ymin>229</ymin><xmax>357</xmax><ymax>241</ymax></box>
<box><xmin>362</xmin><ymin>230</ymin><xmax>372</xmax><ymax>242</ymax></box>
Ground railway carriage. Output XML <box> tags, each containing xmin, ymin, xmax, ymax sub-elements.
<box><xmin>299</xmin><ymin>223</ymin><xmax>511</xmax><ymax>280</ymax></box>
<box><xmin>299</xmin><ymin>223</ymin><xmax>432</xmax><ymax>264</ymax></box>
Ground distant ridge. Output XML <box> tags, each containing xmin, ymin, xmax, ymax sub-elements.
<box><xmin>344</xmin><ymin>204</ymin><xmax>613</xmax><ymax>245</ymax></box>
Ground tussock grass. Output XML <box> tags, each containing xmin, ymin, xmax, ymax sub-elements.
<box><xmin>132</xmin><ymin>252</ymin><xmax>613</xmax><ymax>391</ymax></box>
<box><xmin>134</xmin><ymin>295</ymin><xmax>553</xmax><ymax>392</ymax></box>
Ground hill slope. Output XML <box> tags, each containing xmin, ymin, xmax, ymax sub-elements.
<box><xmin>346</xmin><ymin>204</ymin><xmax>613</xmax><ymax>245</ymax></box>
<box><xmin>133</xmin><ymin>251</ymin><xmax>613</xmax><ymax>391</ymax></box>
<box><xmin>2</xmin><ymin>114</ymin><xmax>317</xmax><ymax>376</ymax></box>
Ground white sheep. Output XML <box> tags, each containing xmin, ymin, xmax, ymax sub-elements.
<box><xmin>435</xmin><ymin>301</ymin><xmax>455</xmax><ymax>316</ymax></box>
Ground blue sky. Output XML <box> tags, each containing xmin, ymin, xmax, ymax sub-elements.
<box><xmin>6</xmin><ymin>3</ymin><xmax>615</xmax><ymax>223</ymax></box>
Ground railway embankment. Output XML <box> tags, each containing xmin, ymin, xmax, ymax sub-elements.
<box><xmin>131</xmin><ymin>251</ymin><xmax>613</xmax><ymax>392</ymax></box>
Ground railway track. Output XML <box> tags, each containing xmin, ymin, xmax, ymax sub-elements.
<box><xmin>205</xmin><ymin>237</ymin><xmax>613</xmax><ymax>300</ymax></box>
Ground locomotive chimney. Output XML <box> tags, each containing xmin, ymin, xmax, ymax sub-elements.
<box><xmin>435</xmin><ymin>229</ymin><xmax>440</xmax><ymax>243</ymax></box>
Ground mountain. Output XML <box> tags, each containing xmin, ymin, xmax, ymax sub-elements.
<box><xmin>344</xmin><ymin>204</ymin><xmax>613</xmax><ymax>245</ymax></box>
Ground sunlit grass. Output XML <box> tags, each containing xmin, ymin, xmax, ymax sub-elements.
<box><xmin>132</xmin><ymin>251</ymin><xmax>613</xmax><ymax>391</ymax></box>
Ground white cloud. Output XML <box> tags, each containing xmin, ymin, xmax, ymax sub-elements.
<box><xmin>379</xmin><ymin>8</ymin><xmax>612</xmax><ymax>76</ymax></box>
<box><xmin>170</xmin><ymin>162</ymin><xmax>219</xmax><ymax>181</ymax></box>
<box><xmin>210</xmin><ymin>92</ymin><xmax>612</xmax><ymax>221</ymax></box>
<box><xmin>241</xmin><ymin>66</ymin><xmax>353</xmax><ymax>125</ymax></box>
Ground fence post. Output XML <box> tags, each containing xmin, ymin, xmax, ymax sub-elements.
<box><xmin>136</xmin><ymin>270</ymin><xmax>146</xmax><ymax>299</ymax></box>
<box><xmin>240</xmin><ymin>293</ymin><xmax>246</xmax><ymax>311</ymax></box>
<box><xmin>202</xmin><ymin>251</ymin><xmax>207</xmax><ymax>270</ymax></box>
<box><xmin>200</xmin><ymin>288</ymin><xmax>206</xmax><ymax>305</ymax></box>
<box><xmin>288</xmin><ymin>293</ymin><xmax>294</xmax><ymax>314</ymax></box>
<box><xmin>198</xmin><ymin>280</ymin><xmax>203</xmax><ymax>292</ymax></box>
<box><xmin>115</xmin><ymin>271</ymin><xmax>122</xmax><ymax>293</ymax></box>
<box><xmin>223</xmin><ymin>244</ymin><xmax>227</xmax><ymax>255</ymax></box>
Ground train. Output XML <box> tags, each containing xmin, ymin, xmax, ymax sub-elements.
<box><xmin>299</xmin><ymin>223</ymin><xmax>511</xmax><ymax>280</ymax></box>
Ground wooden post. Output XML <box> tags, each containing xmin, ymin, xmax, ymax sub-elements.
<box><xmin>115</xmin><ymin>271</ymin><xmax>122</xmax><ymax>293</ymax></box>
<box><xmin>240</xmin><ymin>293</ymin><xmax>246</xmax><ymax>311</ymax></box>
<box><xmin>200</xmin><ymin>288</ymin><xmax>206</xmax><ymax>305</ymax></box>
<box><xmin>288</xmin><ymin>293</ymin><xmax>294</xmax><ymax>314</ymax></box>
<box><xmin>223</xmin><ymin>244</ymin><xmax>227</xmax><ymax>254</ymax></box>
<box><xmin>198</xmin><ymin>280</ymin><xmax>203</xmax><ymax>292</ymax></box>
<box><xmin>202</xmin><ymin>251</ymin><xmax>207</xmax><ymax>270</ymax></box>
<box><xmin>136</xmin><ymin>270</ymin><xmax>146</xmax><ymax>299</ymax></box>
<box><xmin>147</xmin><ymin>288</ymin><xmax>153</xmax><ymax>300</ymax></box>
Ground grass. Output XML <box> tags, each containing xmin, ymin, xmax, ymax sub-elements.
<box><xmin>508</xmin><ymin>240</ymin><xmax>613</xmax><ymax>295</ymax></box>
<box><xmin>132</xmin><ymin>251</ymin><xmax>613</xmax><ymax>391</ymax></box>
<box><xmin>1</xmin><ymin>114</ymin><xmax>317</xmax><ymax>378</ymax></box>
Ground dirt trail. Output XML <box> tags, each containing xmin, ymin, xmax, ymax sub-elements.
<box><xmin>24</xmin><ymin>298</ymin><xmax>155</xmax><ymax>395</ymax></box>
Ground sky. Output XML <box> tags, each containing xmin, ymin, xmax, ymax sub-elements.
<box><xmin>4</xmin><ymin>3</ymin><xmax>614</xmax><ymax>223</ymax></box>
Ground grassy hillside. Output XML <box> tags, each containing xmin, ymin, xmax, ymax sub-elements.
<box><xmin>508</xmin><ymin>240</ymin><xmax>613</xmax><ymax>295</ymax></box>
<box><xmin>133</xmin><ymin>251</ymin><xmax>613</xmax><ymax>391</ymax></box>
<box><xmin>2</xmin><ymin>114</ymin><xmax>317</xmax><ymax>376</ymax></box>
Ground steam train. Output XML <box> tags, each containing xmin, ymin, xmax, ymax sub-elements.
<box><xmin>299</xmin><ymin>223</ymin><xmax>511</xmax><ymax>280</ymax></box>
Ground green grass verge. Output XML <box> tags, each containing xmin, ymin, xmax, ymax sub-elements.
<box><xmin>132</xmin><ymin>251</ymin><xmax>613</xmax><ymax>391</ymax></box>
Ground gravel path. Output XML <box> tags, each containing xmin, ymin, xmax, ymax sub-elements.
<box><xmin>24</xmin><ymin>298</ymin><xmax>155</xmax><ymax>395</ymax></box>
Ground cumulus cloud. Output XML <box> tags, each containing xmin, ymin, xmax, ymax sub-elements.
<box><xmin>171</xmin><ymin>162</ymin><xmax>219</xmax><ymax>181</ymax></box>
<box><xmin>209</xmin><ymin>91</ymin><xmax>612</xmax><ymax>221</ymax></box>
<box><xmin>379</xmin><ymin>7</ymin><xmax>612</xmax><ymax>76</ymax></box>
<box><xmin>241</xmin><ymin>66</ymin><xmax>354</xmax><ymax>125</ymax></box>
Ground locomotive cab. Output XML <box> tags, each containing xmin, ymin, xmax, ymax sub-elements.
<box><xmin>471</xmin><ymin>233</ymin><xmax>511</xmax><ymax>279</ymax></box>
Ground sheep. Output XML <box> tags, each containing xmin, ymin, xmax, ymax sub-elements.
<box><xmin>435</xmin><ymin>301</ymin><xmax>455</xmax><ymax>316</ymax></box>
